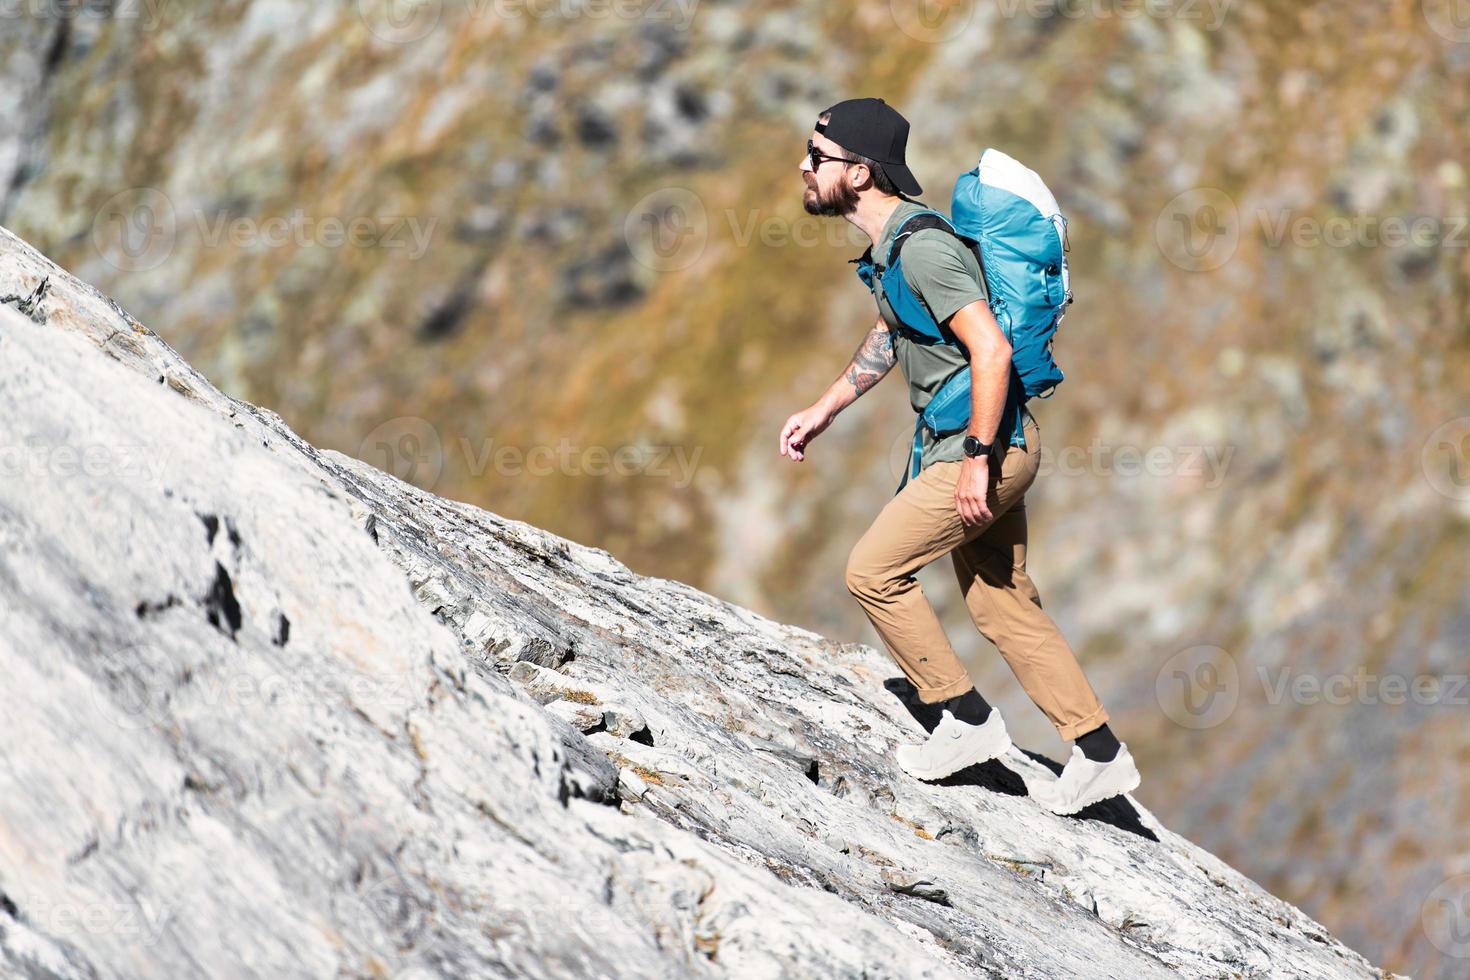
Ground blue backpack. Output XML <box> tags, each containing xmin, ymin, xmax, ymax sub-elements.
<box><xmin>853</xmin><ymin>148</ymin><xmax>1072</xmax><ymax>493</ymax></box>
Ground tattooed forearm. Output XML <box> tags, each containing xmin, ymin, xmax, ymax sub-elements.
<box><xmin>842</xmin><ymin>321</ymin><xmax>896</xmax><ymax>396</ymax></box>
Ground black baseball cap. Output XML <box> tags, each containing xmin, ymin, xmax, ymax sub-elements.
<box><xmin>815</xmin><ymin>97</ymin><xmax>923</xmax><ymax>196</ymax></box>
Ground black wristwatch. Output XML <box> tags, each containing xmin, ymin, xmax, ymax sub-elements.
<box><xmin>962</xmin><ymin>435</ymin><xmax>992</xmax><ymax>459</ymax></box>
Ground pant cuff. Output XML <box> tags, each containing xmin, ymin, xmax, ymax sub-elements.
<box><xmin>915</xmin><ymin>674</ymin><xmax>976</xmax><ymax>704</ymax></box>
<box><xmin>1056</xmin><ymin>705</ymin><xmax>1110</xmax><ymax>741</ymax></box>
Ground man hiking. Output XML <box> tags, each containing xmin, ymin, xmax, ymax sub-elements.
<box><xmin>777</xmin><ymin>97</ymin><xmax>1140</xmax><ymax>815</ymax></box>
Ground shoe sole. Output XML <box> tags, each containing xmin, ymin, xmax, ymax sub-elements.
<box><xmin>900</xmin><ymin>732</ymin><xmax>1014</xmax><ymax>782</ymax></box>
<box><xmin>1046</xmin><ymin>766</ymin><xmax>1142</xmax><ymax>815</ymax></box>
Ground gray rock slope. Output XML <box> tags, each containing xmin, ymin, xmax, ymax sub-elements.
<box><xmin>0</xmin><ymin>224</ymin><xmax>1390</xmax><ymax>979</ymax></box>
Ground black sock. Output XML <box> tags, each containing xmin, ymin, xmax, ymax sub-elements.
<box><xmin>1075</xmin><ymin>723</ymin><xmax>1121</xmax><ymax>762</ymax></box>
<box><xmin>942</xmin><ymin>688</ymin><xmax>992</xmax><ymax>726</ymax></box>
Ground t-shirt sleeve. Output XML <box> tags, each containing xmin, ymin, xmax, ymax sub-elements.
<box><xmin>899</xmin><ymin>230</ymin><xmax>988</xmax><ymax>326</ymax></box>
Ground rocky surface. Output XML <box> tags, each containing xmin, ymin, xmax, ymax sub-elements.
<box><xmin>0</xmin><ymin>226</ymin><xmax>1396</xmax><ymax>978</ymax></box>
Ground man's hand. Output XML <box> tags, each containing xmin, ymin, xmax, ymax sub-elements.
<box><xmin>782</xmin><ymin>317</ymin><xmax>895</xmax><ymax>464</ymax></box>
<box><xmin>779</xmin><ymin>402</ymin><xmax>837</xmax><ymax>462</ymax></box>
<box><xmin>954</xmin><ymin>455</ymin><xmax>993</xmax><ymax>526</ymax></box>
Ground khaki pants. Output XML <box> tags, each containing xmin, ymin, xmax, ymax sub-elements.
<box><xmin>844</xmin><ymin>416</ymin><xmax>1108</xmax><ymax>740</ymax></box>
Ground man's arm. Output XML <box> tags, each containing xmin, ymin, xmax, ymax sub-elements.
<box><xmin>818</xmin><ymin>315</ymin><xmax>896</xmax><ymax>416</ymax></box>
<box><xmin>894</xmin><ymin>229</ymin><xmax>1008</xmax><ymax>525</ymax></box>
<box><xmin>778</xmin><ymin>316</ymin><xmax>895</xmax><ymax>462</ymax></box>
<box><xmin>946</xmin><ymin>299</ymin><xmax>1012</xmax><ymax>525</ymax></box>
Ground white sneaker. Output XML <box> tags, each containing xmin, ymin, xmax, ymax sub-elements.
<box><xmin>896</xmin><ymin>709</ymin><xmax>1013</xmax><ymax>781</ymax></box>
<box><xmin>1034</xmin><ymin>743</ymin><xmax>1141</xmax><ymax>815</ymax></box>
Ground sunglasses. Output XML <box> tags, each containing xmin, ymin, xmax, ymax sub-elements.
<box><xmin>807</xmin><ymin>138</ymin><xmax>853</xmax><ymax>170</ymax></box>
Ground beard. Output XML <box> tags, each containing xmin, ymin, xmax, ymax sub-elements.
<box><xmin>803</xmin><ymin>176</ymin><xmax>859</xmax><ymax>217</ymax></box>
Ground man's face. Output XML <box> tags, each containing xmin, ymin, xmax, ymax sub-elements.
<box><xmin>801</xmin><ymin>131</ymin><xmax>860</xmax><ymax>217</ymax></box>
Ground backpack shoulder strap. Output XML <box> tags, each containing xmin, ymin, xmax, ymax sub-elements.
<box><xmin>886</xmin><ymin>209</ymin><xmax>959</xmax><ymax>268</ymax></box>
<box><xmin>848</xmin><ymin>244</ymin><xmax>877</xmax><ymax>291</ymax></box>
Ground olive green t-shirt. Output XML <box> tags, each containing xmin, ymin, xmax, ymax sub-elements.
<box><xmin>868</xmin><ymin>200</ymin><xmax>1026</xmax><ymax>470</ymax></box>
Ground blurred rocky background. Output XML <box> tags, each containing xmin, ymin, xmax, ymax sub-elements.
<box><xmin>3</xmin><ymin>0</ymin><xmax>1468</xmax><ymax>975</ymax></box>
